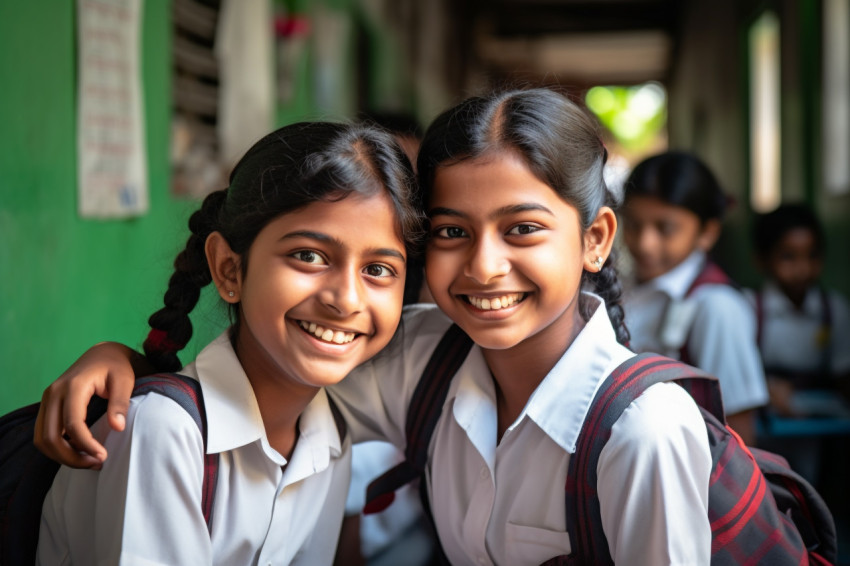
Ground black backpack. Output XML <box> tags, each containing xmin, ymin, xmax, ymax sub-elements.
<box><xmin>0</xmin><ymin>374</ymin><xmax>218</xmax><ymax>566</ymax></box>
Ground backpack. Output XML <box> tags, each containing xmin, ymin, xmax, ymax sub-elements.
<box><xmin>0</xmin><ymin>373</ymin><xmax>219</xmax><ymax>566</ymax></box>
<box><xmin>365</xmin><ymin>325</ymin><xmax>838</xmax><ymax>565</ymax></box>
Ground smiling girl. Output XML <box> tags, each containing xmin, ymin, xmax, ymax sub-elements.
<box><xmin>36</xmin><ymin>90</ymin><xmax>713</xmax><ymax>565</ymax></box>
<box><xmin>35</xmin><ymin>122</ymin><xmax>420</xmax><ymax>565</ymax></box>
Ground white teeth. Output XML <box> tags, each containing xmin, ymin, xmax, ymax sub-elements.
<box><xmin>298</xmin><ymin>321</ymin><xmax>356</xmax><ymax>344</ymax></box>
<box><xmin>467</xmin><ymin>293</ymin><xmax>524</xmax><ymax>311</ymax></box>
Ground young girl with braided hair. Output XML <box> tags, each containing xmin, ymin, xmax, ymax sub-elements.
<box><xmin>37</xmin><ymin>88</ymin><xmax>713</xmax><ymax>565</ymax></box>
<box><xmin>36</xmin><ymin>121</ymin><xmax>421</xmax><ymax>565</ymax></box>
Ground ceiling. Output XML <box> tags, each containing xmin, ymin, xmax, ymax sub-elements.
<box><xmin>467</xmin><ymin>0</ymin><xmax>683</xmax><ymax>87</ymax></box>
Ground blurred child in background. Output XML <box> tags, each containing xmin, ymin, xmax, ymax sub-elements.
<box><xmin>620</xmin><ymin>151</ymin><xmax>769</xmax><ymax>445</ymax></box>
<box><xmin>745</xmin><ymin>202</ymin><xmax>850</xmax><ymax>493</ymax></box>
<box><xmin>747</xmin><ymin>203</ymin><xmax>850</xmax><ymax>409</ymax></box>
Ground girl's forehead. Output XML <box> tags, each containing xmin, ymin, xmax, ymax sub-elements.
<box><xmin>277</xmin><ymin>190</ymin><xmax>401</xmax><ymax>228</ymax></box>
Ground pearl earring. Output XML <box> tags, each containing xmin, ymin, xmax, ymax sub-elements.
<box><xmin>228</xmin><ymin>291</ymin><xmax>235</xmax><ymax>298</ymax></box>
<box><xmin>592</xmin><ymin>256</ymin><xmax>604</xmax><ymax>270</ymax></box>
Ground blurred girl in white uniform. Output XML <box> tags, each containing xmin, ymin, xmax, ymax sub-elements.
<box><xmin>620</xmin><ymin>151</ymin><xmax>768</xmax><ymax>445</ymax></box>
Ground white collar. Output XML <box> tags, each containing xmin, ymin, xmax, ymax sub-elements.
<box><xmin>640</xmin><ymin>250</ymin><xmax>707</xmax><ymax>300</ymax></box>
<box><xmin>447</xmin><ymin>294</ymin><xmax>633</xmax><ymax>457</ymax></box>
<box><xmin>761</xmin><ymin>280</ymin><xmax>825</xmax><ymax>317</ymax></box>
<box><xmin>186</xmin><ymin>331</ymin><xmax>343</xmax><ymax>473</ymax></box>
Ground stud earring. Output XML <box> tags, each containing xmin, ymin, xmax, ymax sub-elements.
<box><xmin>592</xmin><ymin>256</ymin><xmax>604</xmax><ymax>270</ymax></box>
<box><xmin>228</xmin><ymin>291</ymin><xmax>235</xmax><ymax>298</ymax></box>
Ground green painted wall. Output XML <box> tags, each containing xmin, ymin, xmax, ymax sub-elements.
<box><xmin>0</xmin><ymin>1</ymin><xmax>213</xmax><ymax>414</ymax></box>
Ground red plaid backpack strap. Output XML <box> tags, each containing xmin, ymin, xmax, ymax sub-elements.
<box><xmin>557</xmin><ymin>353</ymin><xmax>705</xmax><ymax>565</ymax></box>
<box><xmin>132</xmin><ymin>373</ymin><xmax>219</xmax><ymax>533</ymax></box>
<box><xmin>364</xmin><ymin>323</ymin><xmax>473</xmax><ymax>515</ymax></box>
<box><xmin>559</xmin><ymin>353</ymin><xmax>837</xmax><ymax>566</ymax></box>
<box><xmin>680</xmin><ymin>260</ymin><xmax>736</xmax><ymax>365</ymax></box>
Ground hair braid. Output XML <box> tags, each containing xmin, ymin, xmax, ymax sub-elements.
<box><xmin>581</xmin><ymin>249</ymin><xmax>630</xmax><ymax>345</ymax></box>
<box><xmin>143</xmin><ymin>189</ymin><xmax>227</xmax><ymax>371</ymax></box>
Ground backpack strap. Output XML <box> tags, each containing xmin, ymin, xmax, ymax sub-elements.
<box><xmin>363</xmin><ymin>323</ymin><xmax>473</xmax><ymax>515</ymax></box>
<box><xmin>562</xmin><ymin>353</ymin><xmax>717</xmax><ymax>564</ymax></box>
<box><xmin>132</xmin><ymin>373</ymin><xmax>219</xmax><ymax>533</ymax></box>
<box><xmin>680</xmin><ymin>260</ymin><xmax>736</xmax><ymax>365</ymax></box>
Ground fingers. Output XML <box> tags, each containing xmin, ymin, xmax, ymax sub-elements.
<box><xmin>104</xmin><ymin>370</ymin><xmax>134</xmax><ymax>432</ymax></box>
<box><xmin>32</xmin><ymin>341</ymin><xmax>141</xmax><ymax>469</ymax></box>
<box><xmin>63</xmin><ymin>381</ymin><xmax>108</xmax><ymax>464</ymax></box>
<box><xmin>35</xmin><ymin>380</ymin><xmax>104</xmax><ymax>469</ymax></box>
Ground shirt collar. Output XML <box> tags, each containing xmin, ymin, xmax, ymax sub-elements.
<box><xmin>523</xmin><ymin>294</ymin><xmax>633</xmax><ymax>452</ymax></box>
<box><xmin>187</xmin><ymin>331</ymin><xmax>343</xmax><ymax>470</ymax></box>
<box><xmin>642</xmin><ymin>250</ymin><xmax>706</xmax><ymax>300</ymax></box>
<box><xmin>762</xmin><ymin>280</ymin><xmax>823</xmax><ymax>317</ymax></box>
<box><xmin>447</xmin><ymin>293</ymin><xmax>633</xmax><ymax>458</ymax></box>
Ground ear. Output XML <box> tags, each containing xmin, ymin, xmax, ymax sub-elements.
<box><xmin>696</xmin><ymin>219</ymin><xmax>722</xmax><ymax>252</ymax></box>
<box><xmin>583</xmin><ymin>206</ymin><xmax>617</xmax><ymax>272</ymax></box>
<box><xmin>206</xmin><ymin>231</ymin><xmax>242</xmax><ymax>303</ymax></box>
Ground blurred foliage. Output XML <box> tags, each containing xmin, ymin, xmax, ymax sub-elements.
<box><xmin>585</xmin><ymin>82</ymin><xmax>667</xmax><ymax>155</ymax></box>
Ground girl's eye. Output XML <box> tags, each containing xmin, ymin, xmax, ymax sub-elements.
<box><xmin>507</xmin><ymin>224</ymin><xmax>540</xmax><ymax>236</ymax></box>
<box><xmin>657</xmin><ymin>222</ymin><xmax>677</xmax><ymax>237</ymax></box>
<box><xmin>293</xmin><ymin>250</ymin><xmax>327</xmax><ymax>265</ymax></box>
<box><xmin>434</xmin><ymin>226</ymin><xmax>467</xmax><ymax>239</ymax></box>
<box><xmin>364</xmin><ymin>264</ymin><xmax>395</xmax><ymax>278</ymax></box>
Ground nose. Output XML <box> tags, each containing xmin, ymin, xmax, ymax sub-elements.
<box><xmin>633</xmin><ymin>226</ymin><xmax>659</xmax><ymax>257</ymax></box>
<box><xmin>320</xmin><ymin>266</ymin><xmax>364</xmax><ymax>316</ymax></box>
<box><xmin>464</xmin><ymin>233</ymin><xmax>510</xmax><ymax>284</ymax></box>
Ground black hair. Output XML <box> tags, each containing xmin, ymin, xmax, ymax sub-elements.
<box><xmin>623</xmin><ymin>151</ymin><xmax>728</xmax><ymax>223</ymax></box>
<box><xmin>416</xmin><ymin>87</ymin><xmax>630</xmax><ymax>345</ymax></box>
<box><xmin>357</xmin><ymin>111</ymin><xmax>426</xmax><ymax>305</ymax></box>
<box><xmin>143</xmin><ymin>121</ymin><xmax>423</xmax><ymax>371</ymax></box>
<box><xmin>359</xmin><ymin>111</ymin><xmax>423</xmax><ymax>140</ymax></box>
<box><xmin>752</xmin><ymin>203</ymin><xmax>825</xmax><ymax>257</ymax></box>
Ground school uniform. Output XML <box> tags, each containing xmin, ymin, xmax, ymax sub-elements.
<box><xmin>624</xmin><ymin>250</ymin><xmax>769</xmax><ymax>415</ymax></box>
<box><xmin>331</xmin><ymin>296</ymin><xmax>713</xmax><ymax>566</ymax></box>
<box><xmin>345</xmin><ymin>441</ymin><xmax>434</xmax><ymax>565</ymax></box>
<box><xmin>38</xmin><ymin>331</ymin><xmax>351</xmax><ymax>566</ymax></box>
<box><xmin>744</xmin><ymin>281</ymin><xmax>850</xmax><ymax>380</ymax></box>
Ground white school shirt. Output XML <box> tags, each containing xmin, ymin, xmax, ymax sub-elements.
<box><xmin>330</xmin><ymin>296</ymin><xmax>712</xmax><ymax>566</ymax></box>
<box><xmin>624</xmin><ymin>250</ymin><xmax>769</xmax><ymax>415</ymax></box>
<box><xmin>38</xmin><ymin>331</ymin><xmax>351</xmax><ymax>566</ymax></box>
<box><xmin>345</xmin><ymin>441</ymin><xmax>431</xmax><ymax>562</ymax></box>
<box><xmin>743</xmin><ymin>281</ymin><xmax>850</xmax><ymax>377</ymax></box>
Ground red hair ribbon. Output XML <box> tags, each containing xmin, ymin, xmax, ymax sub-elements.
<box><xmin>145</xmin><ymin>328</ymin><xmax>186</xmax><ymax>353</ymax></box>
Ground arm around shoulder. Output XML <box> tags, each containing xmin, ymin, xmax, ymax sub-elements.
<box><xmin>34</xmin><ymin>341</ymin><xmax>149</xmax><ymax>468</ymax></box>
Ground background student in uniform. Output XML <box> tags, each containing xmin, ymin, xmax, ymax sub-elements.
<box><xmin>747</xmin><ymin>202</ymin><xmax>850</xmax><ymax>409</ymax></box>
<box><xmin>619</xmin><ymin>151</ymin><xmax>769</xmax><ymax>445</ymax></box>
<box><xmin>744</xmin><ymin>202</ymin><xmax>850</xmax><ymax>487</ymax></box>
<box><xmin>36</xmin><ymin>122</ymin><xmax>421</xmax><ymax>565</ymax></box>
<box><xmin>36</xmin><ymin>88</ymin><xmax>714</xmax><ymax>566</ymax></box>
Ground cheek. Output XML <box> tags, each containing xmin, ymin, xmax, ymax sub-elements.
<box><xmin>424</xmin><ymin>251</ymin><xmax>453</xmax><ymax>292</ymax></box>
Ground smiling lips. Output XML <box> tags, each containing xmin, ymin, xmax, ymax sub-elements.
<box><xmin>465</xmin><ymin>292</ymin><xmax>525</xmax><ymax>311</ymax></box>
<box><xmin>298</xmin><ymin>320</ymin><xmax>357</xmax><ymax>344</ymax></box>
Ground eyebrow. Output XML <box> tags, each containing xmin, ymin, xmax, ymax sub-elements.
<box><xmin>280</xmin><ymin>230</ymin><xmax>406</xmax><ymax>262</ymax></box>
<box><xmin>428</xmin><ymin>203</ymin><xmax>555</xmax><ymax>220</ymax></box>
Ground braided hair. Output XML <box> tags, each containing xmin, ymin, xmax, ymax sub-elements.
<box><xmin>143</xmin><ymin>122</ymin><xmax>423</xmax><ymax>371</ymax></box>
<box><xmin>417</xmin><ymin>88</ymin><xmax>629</xmax><ymax>345</ymax></box>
